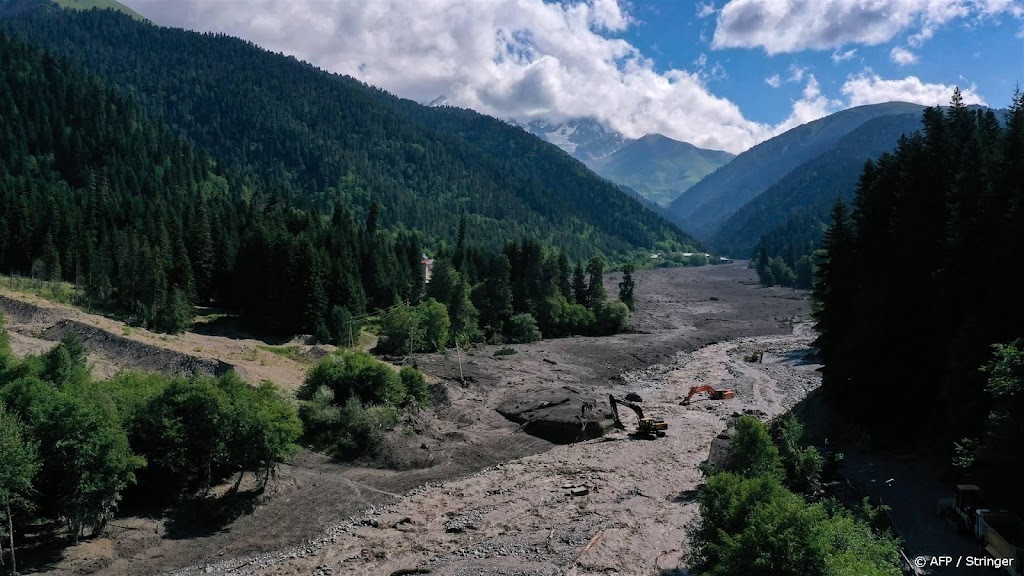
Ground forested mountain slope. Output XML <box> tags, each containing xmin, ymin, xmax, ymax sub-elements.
<box><xmin>715</xmin><ymin>112</ymin><xmax>924</xmax><ymax>256</ymax></box>
<box><xmin>0</xmin><ymin>5</ymin><xmax>691</xmax><ymax>257</ymax></box>
<box><xmin>814</xmin><ymin>92</ymin><xmax>1024</xmax><ymax>511</ymax></box>
<box><xmin>587</xmin><ymin>134</ymin><xmax>734</xmax><ymax>207</ymax></box>
<box><xmin>0</xmin><ymin>29</ymin><xmax>417</xmax><ymax>337</ymax></box>
<box><xmin>666</xmin><ymin>102</ymin><xmax>926</xmax><ymax>238</ymax></box>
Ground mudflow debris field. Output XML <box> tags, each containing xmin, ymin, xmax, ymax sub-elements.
<box><xmin>2</xmin><ymin>263</ymin><xmax>818</xmax><ymax>576</ymax></box>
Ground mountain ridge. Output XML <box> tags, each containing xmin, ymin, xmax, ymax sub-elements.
<box><xmin>713</xmin><ymin>112</ymin><xmax>926</xmax><ymax>256</ymax></box>
<box><xmin>666</xmin><ymin>101</ymin><xmax>928</xmax><ymax>238</ymax></box>
<box><xmin>587</xmin><ymin>133</ymin><xmax>734</xmax><ymax>207</ymax></box>
<box><xmin>0</xmin><ymin>5</ymin><xmax>694</xmax><ymax>257</ymax></box>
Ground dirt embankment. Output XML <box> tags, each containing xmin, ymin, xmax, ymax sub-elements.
<box><xmin>6</xmin><ymin>263</ymin><xmax>817</xmax><ymax>576</ymax></box>
<box><xmin>0</xmin><ymin>292</ymin><xmax>313</xmax><ymax>388</ymax></box>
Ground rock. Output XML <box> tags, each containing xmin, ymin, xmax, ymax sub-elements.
<box><xmin>624</xmin><ymin>392</ymin><xmax>643</xmax><ymax>402</ymax></box>
<box><xmin>570</xmin><ymin>487</ymin><xmax>590</xmax><ymax>497</ymax></box>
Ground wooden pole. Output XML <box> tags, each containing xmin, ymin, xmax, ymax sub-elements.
<box><xmin>455</xmin><ymin>339</ymin><xmax>465</xmax><ymax>384</ymax></box>
<box><xmin>7</xmin><ymin>500</ymin><xmax>16</xmax><ymax>576</ymax></box>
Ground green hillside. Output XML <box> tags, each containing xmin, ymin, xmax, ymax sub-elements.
<box><xmin>666</xmin><ymin>102</ymin><xmax>927</xmax><ymax>238</ymax></box>
<box><xmin>714</xmin><ymin>112</ymin><xmax>925</xmax><ymax>257</ymax></box>
<box><xmin>54</xmin><ymin>0</ymin><xmax>145</xmax><ymax>20</ymax></box>
<box><xmin>587</xmin><ymin>134</ymin><xmax>734</xmax><ymax>207</ymax></box>
<box><xmin>0</xmin><ymin>6</ymin><xmax>692</xmax><ymax>259</ymax></box>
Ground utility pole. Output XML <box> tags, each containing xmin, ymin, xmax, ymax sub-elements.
<box><xmin>455</xmin><ymin>336</ymin><xmax>465</xmax><ymax>384</ymax></box>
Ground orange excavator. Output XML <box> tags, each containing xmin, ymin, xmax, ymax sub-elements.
<box><xmin>682</xmin><ymin>385</ymin><xmax>735</xmax><ymax>405</ymax></box>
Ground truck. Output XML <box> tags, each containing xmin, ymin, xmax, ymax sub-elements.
<box><xmin>938</xmin><ymin>485</ymin><xmax>1023</xmax><ymax>575</ymax></box>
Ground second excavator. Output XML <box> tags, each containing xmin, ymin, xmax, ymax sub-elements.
<box><xmin>609</xmin><ymin>394</ymin><xmax>668</xmax><ymax>437</ymax></box>
<box><xmin>682</xmin><ymin>385</ymin><xmax>735</xmax><ymax>405</ymax></box>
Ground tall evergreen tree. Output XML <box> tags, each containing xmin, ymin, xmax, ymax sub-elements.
<box><xmin>571</xmin><ymin>261</ymin><xmax>588</xmax><ymax>307</ymax></box>
<box><xmin>585</xmin><ymin>257</ymin><xmax>607</xmax><ymax>307</ymax></box>
<box><xmin>618</xmin><ymin>263</ymin><xmax>636</xmax><ymax>311</ymax></box>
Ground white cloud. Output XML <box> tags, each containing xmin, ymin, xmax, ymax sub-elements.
<box><xmin>890</xmin><ymin>46</ymin><xmax>919</xmax><ymax>65</ymax></box>
<box><xmin>788</xmin><ymin>64</ymin><xmax>807</xmax><ymax>83</ymax></box>
<box><xmin>831</xmin><ymin>48</ymin><xmax>858</xmax><ymax>63</ymax></box>
<box><xmin>117</xmin><ymin>0</ymin><xmax>998</xmax><ymax>155</ymax></box>
<box><xmin>841</xmin><ymin>72</ymin><xmax>987</xmax><ymax>106</ymax></box>
<box><xmin>712</xmin><ymin>0</ymin><xmax>1024</xmax><ymax>54</ymax></box>
<box><xmin>765</xmin><ymin>74</ymin><xmax>782</xmax><ymax>87</ymax></box>
<box><xmin>697</xmin><ymin>1</ymin><xmax>717</xmax><ymax>18</ymax></box>
<box><xmin>122</xmin><ymin>0</ymin><xmax>800</xmax><ymax>153</ymax></box>
<box><xmin>771</xmin><ymin>75</ymin><xmax>843</xmax><ymax>135</ymax></box>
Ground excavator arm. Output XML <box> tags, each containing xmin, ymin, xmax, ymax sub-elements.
<box><xmin>683</xmin><ymin>385</ymin><xmax>736</xmax><ymax>405</ymax></box>
<box><xmin>609</xmin><ymin>394</ymin><xmax>667</xmax><ymax>436</ymax></box>
<box><xmin>609</xmin><ymin>394</ymin><xmax>645</xmax><ymax>428</ymax></box>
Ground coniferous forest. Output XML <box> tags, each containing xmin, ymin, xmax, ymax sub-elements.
<box><xmin>0</xmin><ymin>22</ymin><xmax>663</xmax><ymax>341</ymax></box>
<box><xmin>813</xmin><ymin>89</ymin><xmax>1024</xmax><ymax>511</ymax></box>
<box><xmin>0</xmin><ymin>4</ymin><xmax>693</xmax><ymax>257</ymax></box>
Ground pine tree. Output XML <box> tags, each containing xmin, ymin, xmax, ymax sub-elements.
<box><xmin>571</xmin><ymin>260</ymin><xmax>588</xmax><ymax>307</ymax></box>
<box><xmin>618</xmin><ymin>263</ymin><xmax>636</xmax><ymax>311</ymax></box>
<box><xmin>585</xmin><ymin>257</ymin><xmax>606</xmax><ymax>307</ymax></box>
<box><xmin>556</xmin><ymin>248</ymin><xmax>572</xmax><ymax>299</ymax></box>
<box><xmin>453</xmin><ymin>209</ymin><xmax>467</xmax><ymax>272</ymax></box>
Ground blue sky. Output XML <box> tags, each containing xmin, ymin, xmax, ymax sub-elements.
<box><xmin>123</xmin><ymin>0</ymin><xmax>1024</xmax><ymax>153</ymax></box>
<box><xmin>620</xmin><ymin>1</ymin><xmax>1023</xmax><ymax>124</ymax></box>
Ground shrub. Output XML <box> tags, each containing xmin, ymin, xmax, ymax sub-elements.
<box><xmin>506</xmin><ymin>313</ymin><xmax>542</xmax><ymax>343</ymax></box>
<box><xmin>399</xmin><ymin>366</ymin><xmax>429</xmax><ymax>404</ymax></box>
<box><xmin>593</xmin><ymin>300</ymin><xmax>630</xmax><ymax>335</ymax></box>
<box><xmin>378</xmin><ymin>305</ymin><xmax>424</xmax><ymax>355</ymax></box>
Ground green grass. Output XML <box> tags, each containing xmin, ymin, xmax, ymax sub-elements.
<box><xmin>0</xmin><ymin>275</ymin><xmax>77</xmax><ymax>305</ymax></box>
<box><xmin>257</xmin><ymin>345</ymin><xmax>303</xmax><ymax>362</ymax></box>
<box><xmin>53</xmin><ymin>0</ymin><xmax>147</xmax><ymax>21</ymax></box>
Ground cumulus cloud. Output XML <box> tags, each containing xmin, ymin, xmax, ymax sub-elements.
<box><xmin>122</xmin><ymin>0</ymin><xmax>796</xmax><ymax>153</ymax></box>
<box><xmin>765</xmin><ymin>74</ymin><xmax>782</xmax><ymax>87</ymax></box>
<box><xmin>831</xmin><ymin>48</ymin><xmax>858</xmax><ymax>63</ymax></box>
<box><xmin>771</xmin><ymin>75</ymin><xmax>843</xmax><ymax>134</ymax></box>
<box><xmin>696</xmin><ymin>1</ymin><xmax>718</xmax><ymax>18</ymax></box>
<box><xmin>712</xmin><ymin>0</ymin><xmax>1024</xmax><ymax>54</ymax></box>
<box><xmin>890</xmin><ymin>46</ymin><xmax>919</xmax><ymax>65</ymax></box>
<box><xmin>118</xmin><ymin>0</ymin><xmax>995</xmax><ymax>154</ymax></box>
<box><xmin>841</xmin><ymin>72</ymin><xmax>987</xmax><ymax>106</ymax></box>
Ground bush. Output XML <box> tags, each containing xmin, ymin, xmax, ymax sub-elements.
<box><xmin>330</xmin><ymin>397</ymin><xmax>399</xmax><ymax>460</ymax></box>
<box><xmin>689</xmin><ymin>416</ymin><xmax>902</xmax><ymax>576</ymax></box>
<box><xmin>506</xmin><ymin>313</ymin><xmax>542</xmax><ymax>343</ymax></box>
<box><xmin>301</xmin><ymin>350</ymin><xmax>405</xmax><ymax>406</ymax></box>
<box><xmin>378</xmin><ymin>305</ymin><xmax>424</xmax><ymax>355</ymax></box>
<box><xmin>298</xmin><ymin>353</ymin><xmax>430</xmax><ymax>459</ymax></box>
<box><xmin>399</xmin><ymin>366</ymin><xmax>429</xmax><ymax>404</ymax></box>
<box><xmin>493</xmin><ymin>347</ymin><xmax>517</xmax><ymax>356</ymax></box>
<box><xmin>593</xmin><ymin>299</ymin><xmax>630</xmax><ymax>335</ymax></box>
<box><xmin>419</xmin><ymin>298</ymin><xmax>450</xmax><ymax>352</ymax></box>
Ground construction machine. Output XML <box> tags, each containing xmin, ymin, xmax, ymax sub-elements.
<box><xmin>937</xmin><ymin>484</ymin><xmax>983</xmax><ymax>534</ymax></box>
<box><xmin>682</xmin><ymin>385</ymin><xmax>736</xmax><ymax>405</ymax></box>
<box><xmin>609</xmin><ymin>394</ymin><xmax>667</xmax><ymax>437</ymax></box>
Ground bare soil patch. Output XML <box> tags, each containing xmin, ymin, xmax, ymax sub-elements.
<box><xmin>5</xmin><ymin>263</ymin><xmax>816</xmax><ymax>576</ymax></box>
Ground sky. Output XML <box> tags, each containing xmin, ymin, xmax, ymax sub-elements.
<box><xmin>121</xmin><ymin>0</ymin><xmax>1024</xmax><ymax>154</ymax></box>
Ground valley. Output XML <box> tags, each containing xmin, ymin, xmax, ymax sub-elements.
<box><xmin>3</xmin><ymin>263</ymin><xmax>814</xmax><ymax>575</ymax></box>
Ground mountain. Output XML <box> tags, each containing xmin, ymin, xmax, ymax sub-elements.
<box><xmin>665</xmin><ymin>102</ymin><xmax>928</xmax><ymax>239</ymax></box>
<box><xmin>0</xmin><ymin>0</ymin><xmax>144</xmax><ymax>20</ymax></box>
<box><xmin>0</xmin><ymin>5</ymin><xmax>693</xmax><ymax>258</ymax></box>
<box><xmin>518</xmin><ymin>117</ymin><xmax>632</xmax><ymax>162</ymax></box>
<box><xmin>53</xmin><ymin>0</ymin><xmax>144</xmax><ymax>19</ymax></box>
<box><xmin>587</xmin><ymin>134</ymin><xmax>734</xmax><ymax>207</ymax></box>
<box><xmin>713</xmin><ymin>112</ymin><xmax>925</xmax><ymax>256</ymax></box>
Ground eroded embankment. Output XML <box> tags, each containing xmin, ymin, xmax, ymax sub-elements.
<box><xmin>1</xmin><ymin>294</ymin><xmax>234</xmax><ymax>378</ymax></box>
